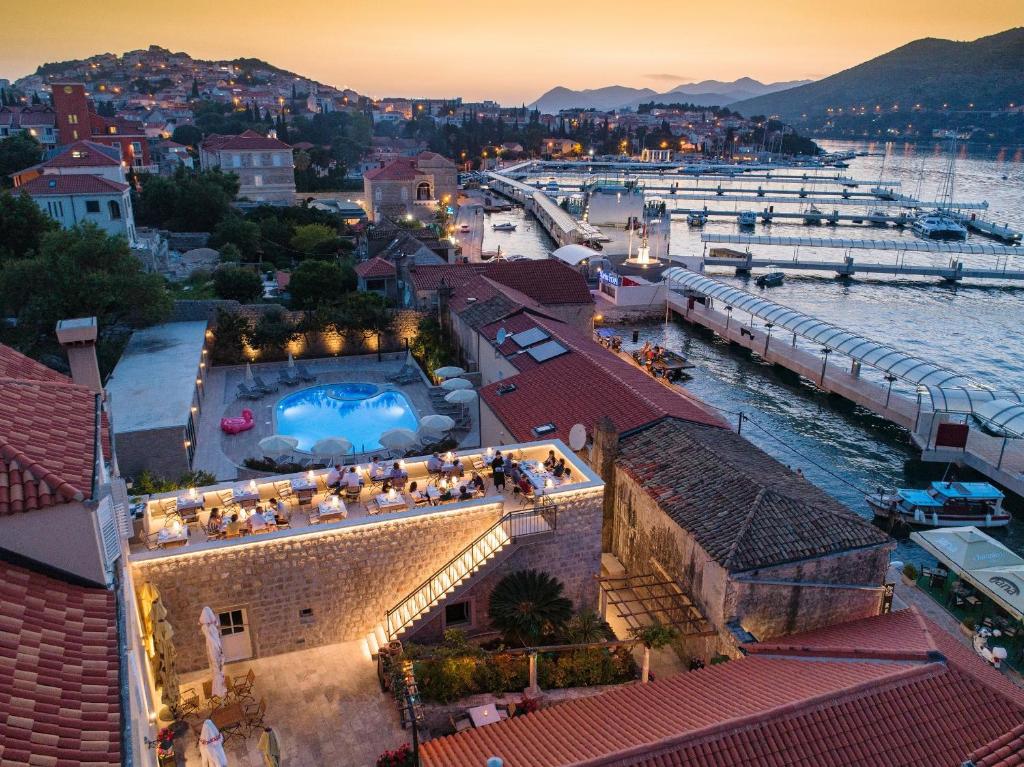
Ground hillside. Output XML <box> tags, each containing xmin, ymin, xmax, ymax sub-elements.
<box><xmin>731</xmin><ymin>28</ymin><xmax>1024</xmax><ymax>119</ymax></box>
<box><xmin>531</xmin><ymin>78</ymin><xmax>810</xmax><ymax>113</ymax></box>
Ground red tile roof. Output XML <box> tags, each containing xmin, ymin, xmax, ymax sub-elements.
<box><xmin>355</xmin><ymin>256</ymin><xmax>397</xmax><ymax>279</ymax></box>
<box><xmin>363</xmin><ymin>157</ymin><xmax>423</xmax><ymax>181</ymax></box>
<box><xmin>0</xmin><ymin>558</ymin><xmax>120</xmax><ymax>767</ymax></box>
<box><xmin>968</xmin><ymin>722</ymin><xmax>1024</xmax><ymax>767</ymax></box>
<box><xmin>407</xmin><ymin>263</ymin><xmax>488</xmax><ymax>293</ymax></box>
<box><xmin>21</xmin><ymin>175</ymin><xmax>128</xmax><ymax>196</ymax></box>
<box><xmin>482</xmin><ymin>260</ymin><xmax>593</xmax><ymax>306</ymax></box>
<box><xmin>201</xmin><ymin>129</ymin><xmax>291</xmax><ymax>152</ymax></box>
<box><xmin>0</xmin><ymin>346</ymin><xmax>70</xmax><ymax>385</ymax></box>
<box><xmin>42</xmin><ymin>140</ymin><xmax>122</xmax><ymax>168</ymax></box>
<box><xmin>0</xmin><ymin>376</ymin><xmax>99</xmax><ymax>515</ymax></box>
<box><xmin>420</xmin><ymin>609</ymin><xmax>1024</xmax><ymax>767</ymax></box>
<box><xmin>479</xmin><ymin>313</ymin><xmax>726</xmax><ymax>444</ymax></box>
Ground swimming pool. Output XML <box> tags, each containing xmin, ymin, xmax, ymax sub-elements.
<box><xmin>275</xmin><ymin>383</ymin><xmax>419</xmax><ymax>453</ymax></box>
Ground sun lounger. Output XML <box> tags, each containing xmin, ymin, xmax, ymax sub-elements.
<box><xmin>236</xmin><ymin>383</ymin><xmax>262</xmax><ymax>400</ymax></box>
<box><xmin>294</xmin><ymin>363</ymin><xmax>316</xmax><ymax>382</ymax></box>
<box><xmin>278</xmin><ymin>369</ymin><xmax>300</xmax><ymax>386</ymax></box>
<box><xmin>252</xmin><ymin>375</ymin><xmax>279</xmax><ymax>394</ymax></box>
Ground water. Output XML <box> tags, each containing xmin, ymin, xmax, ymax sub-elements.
<box><xmin>487</xmin><ymin>141</ymin><xmax>1024</xmax><ymax>561</ymax></box>
<box><xmin>275</xmin><ymin>384</ymin><xmax>419</xmax><ymax>453</ymax></box>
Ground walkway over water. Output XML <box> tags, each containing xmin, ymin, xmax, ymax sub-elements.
<box><xmin>662</xmin><ymin>269</ymin><xmax>1024</xmax><ymax>497</ymax></box>
<box><xmin>486</xmin><ymin>171</ymin><xmax>598</xmax><ymax>246</ymax></box>
<box><xmin>700</xmin><ymin>234</ymin><xmax>1024</xmax><ymax>256</ymax></box>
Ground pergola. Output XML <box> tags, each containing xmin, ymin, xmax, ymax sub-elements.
<box><xmin>599</xmin><ymin>572</ymin><xmax>715</xmax><ymax>638</ymax></box>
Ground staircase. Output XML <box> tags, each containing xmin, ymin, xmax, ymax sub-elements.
<box><xmin>365</xmin><ymin>505</ymin><xmax>557</xmax><ymax>656</ymax></box>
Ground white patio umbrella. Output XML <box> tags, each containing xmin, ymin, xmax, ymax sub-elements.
<box><xmin>440</xmin><ymin>377</ymin><xmax>473</xmax><ymax>391</ymax></box>
<box><xmin>434</xmin><ymin>365</ymin><xmax>466</xmax><ymax>379</ymax></box>
<box><xmin>245</xmin><ymin>362</ymin><xmax>255</xmax><ymax>384</ymax></box>
<box><xmin>287</xmin><ymin>351</ymin><xmax>296</xmax><ymax>370</ymax></box>
<box><xmin>379</xmin><ymin>428</ymin><xmax>419</xmax><ymax>452</ymax></box>
<box><xmin>419</xmin><ymin>414</ymin><xmax>455</xmax><ymax>435</ymax></box>
<box><xmin>199</xmin><ymin>607</ymin><xmax>227</xmax><ymax>700</ymax></box>
<box><xmin>258</xmin><ymin>435</ymin><xmax>299</xmax><ymax>455</ymax></box>
<box><xmin>310</xmin><ymin>437</ymin><xmax>352</xmax><ymax>457</ymax></box>
<box><xmin>198</xmin><ymin>719</ymin><xmax>229</xmax><ymax>767</ymax></box>
<box><xmin>445</xmin><ymin>389</ymin><xmax>478</xmax><ymax>404</ymax></box>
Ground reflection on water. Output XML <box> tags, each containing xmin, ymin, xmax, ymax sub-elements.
<box><xmin>276</xmin><ymin>385</ymin><xmax>419</xmax><ymax>453</ymax></box>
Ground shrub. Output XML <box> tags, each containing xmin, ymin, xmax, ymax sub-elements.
<box><xmin>132</xmin><ymin>470</ymin><xmax>217</xmax><ymax>495</ymax></box>
<box><xmin>488</xmin><ymin>570</ymin><xmax>573</xmax><ymax>646</ymax></box>
<box><xmin>213</xmin><ymin>265</ymin><xmax>263</xmax><ymax>303</ymax></box>
<box><xmin>902</xmin><ymin>563</ymin><xmax>918</xmax><ymax>580</ymax></box>
<box><xmin>376</xmin><ymin>744</ymin><xmax>414</xmax><ymax>767</ymax></box>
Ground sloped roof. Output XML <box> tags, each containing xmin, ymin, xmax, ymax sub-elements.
<box><xmin>21</xmin><ymin>174</ymin><xmax>128</xmax><ymax>196</ymax></box>
<box><xmin>41</xmin><ymin>140</ymin><xmax>122</xmax><ymax>168</ymax></box>
<box><xmin>482</xmin><ymin>259</ymin><xmax>593</xmax><ymax>305</ymax></box>
<box><xmin>363</xmin><ymin>156</ymin><xmax>422</xmax><ymax>181</ymax></box>
<box><xmin>420</xmin><ymin>609</ymin><xmax>1024</xmax><ymax>767</ymax></box>
<box><xmin>201</xmin><ymin>129</ymin><xmax>291</xmax><ymax>152</ymax></box>
<box><xmin>0</xmin><ymin>557</ymin><xmax>121</xmax><ymax>767</ymax></box>
<box><xmin>355</xmin><ymin>256</ymin><xmax>397</xmax><ymax>279</ymax></box>
<box><xmin>0</xmin><ymin>346</ymin><xmax>70</xmax><ymax>384</ymax></box>
<box><xmin>407</xmin><ymin>263</ymin><xmax>488</xmax><ymax>292</ymax></box>
<box><xmin>616</xmin><ymin>418</ymin><xmax>889</xmax><ymax>571</ymax></box>
<box><xmin>968</xmin><ymin>722</ymin><xmax>1024</xmax><ymax>767</ymax></box>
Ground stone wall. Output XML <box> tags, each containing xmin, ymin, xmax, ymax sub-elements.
<box><xmin>115</xmin><ymin>426</ymin><xmax>189</xmax><ymax>482</ymax></box>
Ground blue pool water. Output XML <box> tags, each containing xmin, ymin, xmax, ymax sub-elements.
<box><xmin>275</xmin><ymin>383</ymin><xmax>419</xmax><ymax>453</ymax></box>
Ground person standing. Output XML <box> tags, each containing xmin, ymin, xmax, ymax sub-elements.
<box><xmin>491</xmin><ymin>450</ymin><xmax>506</xmax><ymax>491</ymax></box>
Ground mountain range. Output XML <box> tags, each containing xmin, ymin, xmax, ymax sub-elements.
<box><xmin>730</xmin><ymin>27</ymin><xmax>1024</xmax><ymax>119</ymax></box>
<box><xmin>529</xmin><ymin>77</ymin><xmax>813</xmax><ymax>114</ymax></box>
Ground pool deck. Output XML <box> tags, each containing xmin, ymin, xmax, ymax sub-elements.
<box><xmin>192</xmin><ymin>353</ymin><xmax>480</xmax><ymax>481</ymax></box>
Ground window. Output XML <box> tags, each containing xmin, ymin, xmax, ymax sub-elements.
<box><xmin>67</xmin><ymin>114</ymin><xmax>78</xmax><ymax>125</ymax></box>
<box><xmin>445</xmin><ymin>601</ymin><xmax>471</xmax><ymax>627</ymax></box>
<box><xmin>366</xmin><ymin>278</ymin><xmax>387</xmax><ymax>292</ymax></box>
<box><xmin>71</xmin><ymin>129</ymin><xmax>79</xmax><ymax>140</ymax></box>
<box><xmin>108</xmin><ymin>200</ymin><xmax>121</xmax><ymax>220</ymax></box>
<box><xmin>232</xmin><ymin>153</ymin><xmax>241</xmax><ymax>168</ymax></box>
<box><xmin>374</xmin><ymin>189</ymin><xmax>382</xmax><ymax>201</ymax></box>
<box><xmin>253</xmin><ymin>174</ymin><xmax>263</xmax><ymax>186</ymax></box>
<box><xmin>416</xmin><ymin>181</ymin><xmax>432</xmax><ymax>201</ymax></box>
<box><xmin>219</xmin><ymin>609</ymin><xmax>246</xmax><ymax>636</ymax></box>
<box><xmin>400</xmin><ymin>187</ymin><xmax>408</xmax><ymax>201</ymax></box>
<box><xmin>131</xmin><ymin>141</ymin><xmax>142</xmax><ymax>154</ymax></box>
<box><xmin>85</xmin><ymin>200</ymin><xmax>100</xmax><ymax>213</ymax></box>
<box><xmin>272</xmin><ymin>153</ymin><xmax>282</xmax><ymax>167</ymax></box>
<box><xmin>108</xmin><ymin>125</ymin><xmax>117</xmax><ymax>134</ymax></box>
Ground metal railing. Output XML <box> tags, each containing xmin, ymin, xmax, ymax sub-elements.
<box><xmin>385</xmin><ymin>504</ymin><xmax>557</xmax><ymax>640</ymax></box>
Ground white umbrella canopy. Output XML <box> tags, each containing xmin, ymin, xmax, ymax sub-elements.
<box><xmin>379</xmin><ymin>428</ymin><xmax>419</xmax><ymax>452</ymax></box>
<box><xmin>310</xmin><ymin>437</ymin><xmax>353</xmax><ymax>457</ymax></box>
<box><xmin>445</xmin><ymin>389</ymin><xmax>478</xmax><ymax>404</ymax></box>
<box><xmin>245</xmin><ymin>362</ymin><xmax>255</xmax><ymax>383</ymax></box>
<box><xmin>287</xmin><ymin>352</ymin><xmax>296</xmax><ymax>370</ymax></box>
<box><xmin>440</xmin><ymin>377</ymin><xmax>473</xmax><ymax>391</ymax></box>
<box><xmin>198</xmin><ymin>719</ymin><xmax>230</xmax><ymax>767</ymax></box>
<box><xmin>258</xmin><ymin>435</ymin><xmax>299</xmax><ymax>454</ymax></box>
<box><xmin>419</xmin><ymin>414</ymin><xmax>455</xmax><ymax>435</ymax></box>
<box><xmin>434</xmin><ymin>366</ymin><xmax>466</xmax><ymax>379</ymax></box>
<box><xmin>911</xmin><ymin>526</ymin><xmax>1024</xmax><ymax>576</ymax></box>
<box><xmin>199</xmin><ymin>607</ymin><xmax>227</xmax><ymax>700</ymax></box>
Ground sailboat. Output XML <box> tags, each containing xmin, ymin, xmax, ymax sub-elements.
<box><xmin>912</xmin><ymin>136</ymin><xmax>968</xmax><ymax>242</ymax></box>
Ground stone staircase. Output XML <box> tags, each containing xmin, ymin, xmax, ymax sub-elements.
<box><xmin>365</xmin><ymin>505</ymin><xmax>556</xmax><ymax>656</ymax></box>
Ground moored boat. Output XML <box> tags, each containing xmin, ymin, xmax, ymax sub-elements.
<box><xmin>755</xmin><ymin>271</ymin><xmax>785</xmax><ymax>288</ymax></box>
<box><xmin>738</xmin><ymin>211</ymin><xmax>756</xmax><ymax>228</ymax></box>
<box><xmin>912</xmin><ymin>212</ymin><xmax>968</xmax><ymax>241</ymax></box>
<box><xmin>687</xmin><ymin>210</ymin><xmax>708</xmax><ymax>227</ymax></box>
<box><xmin>866</xmin><ymin>481</ymin><xmax>1009</xmax><ymax>528</ymax></box>
<box><xmin>491</xmin><ymin>222</ymin><xmax>517</xmax><ymax>231</ymax></box>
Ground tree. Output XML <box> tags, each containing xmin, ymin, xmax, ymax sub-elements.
<box><xmin>247</xmin><ymin>307</ymin><xmax>298</xmax><ymax>355</ymax></box>
<box><xmin>171</xmin><ymin>125</ymin><xmax>203</xmax><ymax>148</ymax></box>
<box><xmin>210</xmin><ymin>215</ymin><xmax>262</xmax><ymax>262</ymax></box>
<box><xmin>0</xmin><ymin>190</ymin><xmax>58</xmax><ymax>260</ymax></box>
<box><xmin>134</xmin><ymin>169</ymin><xmax>238</xmax><ymax>232</ymax></box>
<box><xmin>0</xmin><ymin>223</ymin><xmax>171</xmax><ymax>359</ymax></box>
<box><xmin>287</xmin><ymin>259</ymin><xmax>355</xmax><ymax>310</ymax></box>
<box><xmin>289</xmin><ymin>223</ymin><xmax>337</xmax><ymax>256</ymax></box>
<box><xmin>0</xmin><ymin>133</ymin><xmax>43</xmax><ymax>188</ymax></box>
<box><xmin>629</xmin><ymin>625</ymin><xmax>678</xmax><ymax>683</ymax></box>
<box><xmin>563</xmin><ymin>611</ymin><xmax>612</xmax><ymax>644</ymax></box>
<box><xmin>488</xmin><ymin>570</ymin><xmax>573</xmax><ymax>646</ymax></box>
<box><xmin>209</xmin><ymin>308</ymin><xmax>252</xmax><ymax>364</ymax></box>
<box><xmin>212</xmin><ymin>265</ymin><xmax>263</xmax><ymax>303</ymax></box>
<box><xmin>190</xmin><ymin>78</ymin><xmax>200</xmax><ymax>99</ymax></box>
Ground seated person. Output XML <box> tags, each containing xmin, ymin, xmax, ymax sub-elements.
<box><xmin>249</xmin><ymin>511</ymin><xmax>269</xmax><ymax>532</ymax></box>
<box><xmin>260</xmin><ymin>504</ymin><xmax>278</xmax><ymax>526</ymax></box>
<box><xmin>517</xmin><ymin>475</ymin><xmax>534</xmax><ymax>496</ymax></box>
<box><xmin>326</xmin><ymin>463</ymin><xmax>343</xmax><ymax>489</ymax></box>
<box><xmin>425</xmin><ymin>483</ymin><xmax>440</xmax><ymax>502</ymax></box>
<box><xmin>408</xmin><ymin>480</ymin><xmax>419</xmax><ymax>495</ymax></box>
<box><xmin>508</xmin><ymin>462</ymin><xmax>523</xmax><ymax>485</ymax></box>
<box><xmin>552</xmin><ymin>458</ymin><xmax>566</xmax><ymax>478</ymax></box>
<box><xmin>369</xmin><ymin>456</ymin><xmax>385</xmax><ymax>480</ymax></box>
<box><xmin>543</xmin><ymin>449</ymin><xmax>557</xmax><ymax>469</ymax></box>
<box><xmin>426</xmin><ymin>453</ymin><xmax>444</xmax><ymax>473</ymax></box>
<box><xmin>224</xmin><ymin>513</ymin><xmax>242</xmax><ymax>536</ymax></box>
<box><xmin>439</xmin><ymin>485</ymin><xmax>454</xmax><ymax>503</ymax></box>
<box><xmin>470</xmin><ymin>472</ymin><xmax>486</xmax><ymax>494</ymax></box>
<box><xmin>206</xmin><ymin>507</ymin><xmax>223</xmax><ymax>535</ymax></box>
<box><xmin>344</xmin><ymin>466</ymin><xmax>364</xmax><ymax>490</ymax></box>
<box><xmin>458</xmin><ymin>485</ymin><xmax>472</xmax><ymax>501</ymax></box>
<box><xmin>273</xmin><ymin>497</ymin><xmax>290</xmax><ymax>524</ymax></box>
<box><xmin>384</xmin><ymin>462</ymin><xmax>408</xmax><ymax>490</ymax></box>
<box><xmin>450</xmin><ymin>458</ymin><xmax>464</xmax><ymax>477</ymax></box>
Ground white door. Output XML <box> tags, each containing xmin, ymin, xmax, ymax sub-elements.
<box><xmin>218</xmin><ymin>608</ymin><xmax>253</xmax><ymax>662</ymax></box>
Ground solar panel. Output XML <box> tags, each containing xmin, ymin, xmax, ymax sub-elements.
<box><xmin>511</xmin><ymin>327</ymin><xmax>550</xmax><ymax>347</ymax></box>
<box><xmin>527</xmin><ymin>340</ymin><xmax>569</xmax><ymax>363</ymax></box>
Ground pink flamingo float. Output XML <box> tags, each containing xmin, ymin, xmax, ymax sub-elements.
<box><xmin>220</xmin><ymin>408</ymin><xmax>254</xmax><ymax>435</ymax></box>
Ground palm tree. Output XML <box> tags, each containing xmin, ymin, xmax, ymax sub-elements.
<box><xmin>488</xmin><ymin>570</ymin><xmax>573</xmax><ymax>646</ymax></box>
<box><xmin>563</xmin><ymin>611</ymin><xmax>611</xmax><ymax>644</ymax></box>
<box><xmin>630</xmin><ymin>625</ymin><xmax>678</xmax><ymax>683</ymax></box>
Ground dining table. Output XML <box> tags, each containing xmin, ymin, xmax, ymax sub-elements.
<box><xmin>233</xmin><ymin>485</ymin><xmax>261</xmax><ymax>508</ymax></box>
<box><xmin>375</xmin><ymin>492</ymin><xmax>408</xmax><ymax>513</ymax></box>
<box><xmin>211</xmin><ymin>701</ymin><xmax>244</xmax><ymax>732</ymax></box>
<box><xmin>467</xmin><ymin>703</ymin><xmax>501</xmax><ymax>728</ymax></box>
<box><xmin>156</xmin><ymin>526</ymin><xmax>189</xmax><ymax>548</ymax></box>
<box><xmin>315</xmin><ymin>499</ymin><xmax>348</xmax><ymax>522</ymax></box>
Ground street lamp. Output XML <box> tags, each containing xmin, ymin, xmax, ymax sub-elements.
<box><xmin>763</xmin><ymin>322</ymin><xmax>774</xmax><ymax>356</ymax></box>
<box><xmin>820</xmin><ymin>347</ymin><xmax>832</xmax><ymax>385</ymax></box>
<box><xmin>883</xmin><ymin>374</ymin><xmax>897</xmax><ymax>408</ymax></box>
<box><xmin>724</xmin><ymin>305</ymin><xmax>733</xmax><ymax>331</ymax></box>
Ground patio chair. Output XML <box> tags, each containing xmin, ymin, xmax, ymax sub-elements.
<box><xmin>343</xmin><ymin>484</ymin><xmax>362</xmax><ymax>505</ymax></box>
<box><xmin>449</xmin><ymin>714</ymin><xmax>473</xmax><ymax>733</ymax></box>
<box><xmin>230</xmin><ymin>668</ymin><xmax>256</xmax><ymax>702</ymax></box>
<box><xmin>294</xmin><ymin>362</ymin><xmax>316</xmax><ymax>382</ymax></box>
<box><xmin>243</xmin><ymin>697</ymin><xmax>267</xmax><ymax>736</ymax></box>
<box><xmin>252</xmin><ymin>375</ymin><xmax>279</xmax><ymax>394</ymax></box>
<box><xmin>278</xmin><ymin>368</ymin><xmax>300</xmax><ymax>386</ymax></box>
<box><xmin>202</xmin><ymin>680</ymin><xmax>226</xmax><ymax>710</ymax></box>
<box><xmin>236</xmin><ymin>382</ymin><xmax>262</xmax><ymax>400</ymax></box>
<box><xmin>273</xmin><ymin>480</ymin><xmax>293</xmax><ymax>501</ymax></box>
<box><xmin>175</xmin><ymin>688</ymin><xmax>202</xmax><ymax>720</ymax></box>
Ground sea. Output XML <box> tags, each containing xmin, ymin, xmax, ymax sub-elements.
<box><xmin>481</xmin><ymin>140</ymin><xmax>1024</xmax><ymax>562</ymax></box>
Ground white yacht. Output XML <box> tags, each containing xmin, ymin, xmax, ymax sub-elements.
<box><xmin>802</xmin><ymin>205</ymin><xmax>824</xmax><ymax>225</ymax></box>
<box><xmin>912</xmin><ymin>212</ymin><xmax>968</xmax><ymax>241</ymax></box>
<box><xmin>687</xmin><ymin>210</ymin><xmax>708</xmax><ymax>227</ymax></box>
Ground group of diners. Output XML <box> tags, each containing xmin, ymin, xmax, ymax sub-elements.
<box><xmin>489</xmin><ymin>448</ymin><xmax>572</xmax><ymax>498</ymax></box>
<box><xmin>205</xmin><ymin>499</ymin><xmax>290</xmax><ymax>539</ymax></box>
<box><xmin>322</xmin><ymin>453</ymin><xmax>491</xmax><ymax>507</ymax></box>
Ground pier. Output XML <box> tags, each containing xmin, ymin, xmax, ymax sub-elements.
<box><xmin>674</xmin><ymin>207</ymin><xmax>912</xmax><ymax>226</ymax></box>
<box><xmin>486</xmin><ymin>171</ymin><xmax>602</xmax><ymax>246</ymax></box>
<box><xmin>661</xmin><ymin>269</ymin><xmax>1024</xmax><ymax>498</ymax></box>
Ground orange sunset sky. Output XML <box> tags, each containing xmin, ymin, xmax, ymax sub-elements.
<box><xmin>1</xmin><ymin>1</ymin><xmax>1021</xmax><ymax>103</ymax></box>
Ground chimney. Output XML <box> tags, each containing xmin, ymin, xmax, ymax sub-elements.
<box><xmin>56</xmin><ymin>317</ymin><xmax>103</xmax><ymax>393</ymax></box>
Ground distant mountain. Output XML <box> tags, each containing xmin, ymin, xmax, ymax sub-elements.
<box><xmin>530</xmin><ymin>78</ymin><xmax>812</xmax><ymax>113</ymax></box>
<box><xmin>731</xmin><ymin>28</ymin><xmax>1024</xmax><ymax>119</ymax></box>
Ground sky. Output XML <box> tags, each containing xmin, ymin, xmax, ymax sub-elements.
<box><xmin>1</xmin><ymin>1</ymin><xmax>1021</xmax><ymax>104</ymax></box>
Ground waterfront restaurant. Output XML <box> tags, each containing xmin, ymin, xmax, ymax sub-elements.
<box><xmin>126</xmin><ymin>439</ymin><xmax>604</xmax><ymax>705</ymax></box>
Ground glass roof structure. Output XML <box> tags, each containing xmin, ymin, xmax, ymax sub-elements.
<box><xmin>700</xmin><ymin>233</ymin><xmax>1023</xmax><ymax>256</ymax></box>
<box><xmin>664</xmin><ymin>268</ymin><xmax>1024</xmax><ymax>421</ymax></box>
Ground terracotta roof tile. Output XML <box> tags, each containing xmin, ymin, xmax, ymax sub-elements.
<box><xmin>41</xmin><ymin>140</ymin><xmax>121</xmax><ymax>168</ymax></box>
<box><xmin>355</xmin><ymin>256</ymin><xmax>397</xmax><ymax>279</ymax></box>
<box><xmin>969</xmin><ymin>722</ymin><xmax>1024</xmax><ymax>767</ymax></box>
<box><xmin>616</xmin><ymin>418</ymin><xmax>889</xmax><ymax>571</ymax></box>
<box><xmin>21</xmin><ymin>175</ymin><xmax>128</xmax><ymax>196</ymax></box>
<box><xmin>364</xmin><ymin>157</ymin><xmax>422</xmax><ymax>181</ymax></box>
<box><xmin>407</xmin><ymin>263</ymin><xmax>488</xmax><ymax>293</ymax></box>
<box><xmin>420</xmin><ymin>611</ymin><xmax>1024</xmax><ymax>767</ymax></box>
<box><xmin>0</xmin><ymin>347</ymin><xmax>69</xmax><ymax>384</ymax></box>
<box><xmin>482</xmin><ymin>260</ymin><xmax>593</xmax><ymax>306</ymax></box>
<box><xmin>201</xmin><ymin>129</ymin><xmax>291</xmax><ymax>152</ymax></box>
<box><xmin>0</xmin><ymin>559</ymin><xmax>120</xmax><ymax>767</ymax></box>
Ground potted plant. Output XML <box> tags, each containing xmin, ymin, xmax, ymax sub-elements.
<box><xmin>901</xmin><ymin>562</ymin><xmax>918</xmax><ymax>586</ymax></box>
<box><xmin>155</xmin><ymin>726</ymin><xmax>175</xmax><ymax>764</ymax></box>
<box><xmin>376</xmin><ymin>743</ymin><xmax>415</xmax><ymax>767</ymax></box>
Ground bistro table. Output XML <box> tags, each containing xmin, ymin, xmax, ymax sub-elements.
<box><xmin>315</xmin><ymin>499</ymin><xmax>347</xmax><ymax>523</ymax></box>
<box><xmin>290</xmin><ymin>475</ymin><xmax>318</xmax><ymax>505</ymax></box>
<box><xmin>210</xmin><ymin>701</ymin><xmax>244</xmax><ymax>735</ymax></box>
<box><xmin>156</xmin><ymin>526</ymin><xmax>189</xmax><ymax>549</ymax></box>
<box><xmin>374</xmin><ymin>492</ymin><xmax>408</xmax><ymax>514</ymax></box>
<box><xmin>232</xmin><ymin>484</ymin><xmax>261</xmax><ymax>509</ymax></box>
<box><xmin>467</xmin><ymin>703</ymin><xmax>501</xmax><ymax>728</ymax></box>
<box><xmin>175</xmin><ymin>494</ymin><xmax>205</xmax><ymax>524</ymax></box>
<box><xmin>520</xmin><ymin>461</ymin><xmax>558</xmax><ymax>494</ymax></box>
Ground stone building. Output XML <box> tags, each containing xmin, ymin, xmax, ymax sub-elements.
<box><xmin>199</xmin><ymin>129</ymin><xmax>295</xmax><ymax>204</ymax></box>
<box><xmin>363</xmin><ymin>151</ymin><xmax>458</xmax><ymax>222</ymax></box>
<box><xmin>598</xmin><ymin>416</ymin><xmax>894</xmax><ymax>659</ymax></box>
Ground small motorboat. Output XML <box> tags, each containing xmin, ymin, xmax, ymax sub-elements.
<box><xmin>491</xmin><ymin>222</ymin><xmax>517</xmax><ymax>231</ymax></box>
<box><xmin>866</xmin><ymin>481</ymin><xmax>1009</xmax><ymax>528</ymax></box>
<box><xmin>912</xmin><ymin>212</ymin><xmax>968</xmax><ymax>241</ymax></box>
<box><xmin>687</xmin><ymin>210</ymin><xmax>708</xmax><ymax>227</ymax></box>
<box><xmin>737</xmin><ymin>211</ymin><xmax>756</xmax><ymax>228</ymax></box>
<box><xmin>755</xmin><ymin>271</ymin><xmax>785</xmax><ymax>288</ymax></box>
<box><xmin>866</xmin><ymin>209</ymin><xmax>889</xmax><ymax>226</ymax></box>
<box><xmin>803</xmin><ymin>205</ymin><xmax>824</xmax><ymax>225</ymax></box>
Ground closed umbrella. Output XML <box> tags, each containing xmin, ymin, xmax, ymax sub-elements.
<box><xmin>440</xmin><ymin>377</ymin><xmax>473</xmax><ymax>391</ymax></box>
<box><xmin>199</xmin><ymin>607</ymin><xmax>227</xmax><ymax>700</ymax></box>
<box><xmin>258</xmin><ymin>435</ymin><xmax>299</xmax><ymax>455</ymax></box>
<box><xmin>434</xmin><ymin>366</ymin><xmax>466</xmax><ymax>379</ymax></box>
<box><xmin>258</xmin><ymin>727</ymin><xmax>281</xmax><ymax>767</ymax></box>
<box><xmin>419</xmin><ymin>414</ymin><xmax>455</xmax><ymax>435</ymax></box>
<box><xmin>245</xmin><ymin>362</ymin><xmax>255</xmax><ymax>384</ymax></box>
<box><xmin>445</xmin><ymin>389</ymin><xmax>477</xmax><ymax>404</ymax></box>
<box><xmin>310</xmin><ymin>437</ymin><xmax>352</xmax><ymax>457</ymax></box>
<box><xmin>288</xmin><ymin>351</ymin><xmax>296</xmax><ymax>370</ymax></box>
<box><xmin>198</xmin><ymin>720</ymin><xmax>229</xmax><ymax>767</ymax></box>
<box><xmin>379</xmin><ymin>428</ymin><xmax>419</xmax><ymax>452</ymax></box>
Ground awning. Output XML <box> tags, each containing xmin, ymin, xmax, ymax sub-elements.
<box><xmin>910</xmin><ymin>527</ymin><xmax>1024</xmax><ymax>577</ymax></box>
<box><xmin>965</xmin><ymin>565</ymin><xmax>1024</xmax><ymax>621</ymax></box>
<box><xmin>972</xmin><ymin>399</ymin><xmax>1024</xmax><ymax>439</ymax></box>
